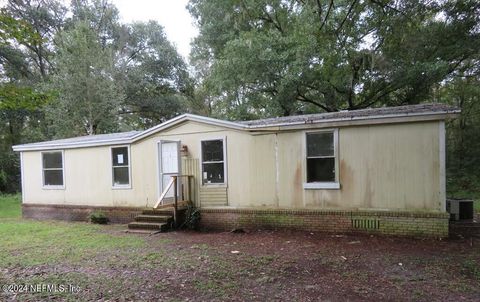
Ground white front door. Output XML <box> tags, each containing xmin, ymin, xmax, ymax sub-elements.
<box><xmin>159</xmin><ymin>141</ymin><xmax>180</xmax><ymax>198</ymax></box>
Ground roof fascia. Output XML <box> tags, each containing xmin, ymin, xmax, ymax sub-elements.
<box><xmin>12</xmin><ymin>110</ymin><xmax>459</xmax><ymax>151</ymax></box>
<box><xmin>13</xmin><ymin>114</ymin><xmax>247</xmax><ymax>152</ymax></box>
<box><xmin>12</xmin><ymin>138</ymin><xmax>133</xmax><ymax>152</ymax></box>
<box><xmin>246</xmin><ymin>111</ymin><xmax>460</xmax><ymax>132</ymax></box>
<box><xmin>130</xmin><ymin>114</ymin><xmax>246</xmax><ymax>142</ymax></box>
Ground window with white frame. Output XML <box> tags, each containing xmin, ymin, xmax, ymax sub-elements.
<box><xmin>112</xmin><ymin>146</ymin><xmax>130</xmax><ymax>187</ymax></box>
<box><xmin>42</xmin><ymin>151</ymin><xmax>64</xmax><ymax>187</ymax></box>
<box><xmin>201</xmin><ymin>139</ymin><xmax>225</xmax><ymax>184</ymax></box>
<box><xmin>305</xmin><ymin>130</ymin><xmax>338</xmax><ymax>185</ymax></box>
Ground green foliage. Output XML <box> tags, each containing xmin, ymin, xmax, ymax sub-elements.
<box><xmin>442</xmin><ymin>77</ymin><xmax>480</xmax><ymax>202</ymax></box>
<box><xmin>189</xmin><ymin>0</ymin><xmax>480</xmax><ymax>203</ymax></box>
<box><xmin>115</xmin><ymin>21</ymin><xmax>193</xmax><ymax>129</ymax></box>
<box><xmin>0</xmin><ymin>151</ymin><xmax>19</xmax><ymax>193</ymax></box>
<box><xmin>0</xmin><ymin>1</ymin><xmax>192</xmax><ymax>192</ymax></box>
<box><xmin>181</xmin><ymin>203</ymin><xmax>201</xmax><ymax>230</ymax></box>
<box><xmin>89</xmin><ymin>211</ymin><xmax>109</xmax><ymax>224</ymax></box>
<box><xmin>0</xmin><ymin>0</ymin><xmax>478</xmax><ymax>200</ymax></box>
<box><xmin>0</xmin><ymin>8</ymin><xmax>41</xmax><ymax>46</ymax></box>
<box><xmin>4</xmin><ymin>0</ymin><xmax>67</xmax><ymax>79</ymax></box>
<box><xmin>0</xmin><ymin>0</ymin><xmax>66</xmax><ymax>192</ymax></box>
<box><xmin>0</xmin><ymin>84</ymin><xmax>52</xmax><ymax>110</ymax></box>
<box><xmin>48</xmin><ymin>21</ymin><xmax>123</xmax><ymax>136</ymax></box>
<box><xmin>189</xmin><ymin>0</ymin><xmax>480</xmax><ymax>117</ymax></box>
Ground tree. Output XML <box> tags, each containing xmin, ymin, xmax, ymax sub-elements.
<box><xmin>188</xmin><ymin>0</ymin><xmax>480</xmax><ymax>118</ymax></box>
<box><xmin>115</xmin><ymin>21</ymin><xmax>193</xmax><ymax>129</ymax></box>
<box><xmin>441</xmin><ymin>76</ymin><xmax>480</xmax><ymax>197</ymax></box>
<box><xmin>0</xmin><ymin>6</ymin><xmax>52</xmax><ymax>192</ymax></box>
<box><xmin>48</xmin><ymin>21</ymin><xmax>122</xmax><ymax>136</ymax></box>
<box><xmin>4</xmin><ymin>0</ymin><xmax>67</xmax><ymax>79</ymax></box>
<box><xmin>0</xmin><ymin>0</ymin><xmax>193</xmax><ymax>192</ymax></box>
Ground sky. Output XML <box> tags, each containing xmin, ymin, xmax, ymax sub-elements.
<box><xmin>112</xmin><ymin>0</ymin><xmax>198</xmax><ymax>61</ymax></box>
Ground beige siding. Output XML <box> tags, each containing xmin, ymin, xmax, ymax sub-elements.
<box><xmin>22</xmin><ymin>120</ymin><xmax>444</xmax><ymax>212</ymax></box>
<box><xmin>199</xmin><ymin>187</ymin><xmax>228</xmax><ymax>206</ymax></box>
<box><xmin>22</xmin><ymin>145</ymin><xmax>158</xmax><ymax>207</ymax></box>
<box><xmin>182</xmin><ymin>157</ymin><xmax>200</xmax><ymax>206</ymax></box>
<box><xmin>144</xmin><ymin>121</ymin><xmax>271</xmax><ymax>208</ymax></box>
<box><xmin>274</xmin><ymin>122</ymin><xmax>442</xmax><ymax>211</ymax></box>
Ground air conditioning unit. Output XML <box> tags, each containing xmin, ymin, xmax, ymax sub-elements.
<box><xmin>447</xmin><ymin>199</ymin><xmax>474</xmax><ymax>221</ymax></box>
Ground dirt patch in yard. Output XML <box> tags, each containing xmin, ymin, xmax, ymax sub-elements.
<box><xmin>1</xmin><ymin>224</ymin><xmax>480</xmax><ymax>301</ymax></box>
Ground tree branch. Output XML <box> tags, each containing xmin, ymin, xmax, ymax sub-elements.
<box><xmin>319</xmin><ymin>0</ymin><xmax>334</xmax><ymax>32</ymax></box>
<box><xmin>296</xmin><ymin>88</ymin><xmax>335</xmax><ymax>112</ymax></box>
<box><xmin>336</xmin><ymin>0</ymin><xmax>358</xmax><ymax>35</ymax></box>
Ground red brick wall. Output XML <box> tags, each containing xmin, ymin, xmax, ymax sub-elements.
<box><xmin>22</xmin><ymin>204</ymin><xmax>450</xmax><ymax>238</ymax></box>
<box><xmin>22</xmin><ymin>204</ymin><xmax>144</xmax><ymax>224</ymax></box>
<box><xmin>199</xmin><ymin>208</ymin><xmax>450</xmax><ymax>238</ymax></box>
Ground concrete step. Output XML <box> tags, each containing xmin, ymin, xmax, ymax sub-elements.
<box><xmin>142</xmin><ymin>209</ymin><xmax>174</xmax><ymax>216</ymax></box>
<box><xmin>154</xmin><ymin>200</ymin><xmax>189</xmax><ymax>209</ymax></box>
<box><xmin>135</xmin><ymin>215</ymin><xmax>172</xmax><ymax>223</ymax></box>
<box><xmin>142</xmin><ymin>207</ymin><xmax>187</xmax><ymax>216</ymax></box>
<box><xmin>128</xmin><ymin>222</ymin><xmax>169</xmax><ymax>232</ymax></box>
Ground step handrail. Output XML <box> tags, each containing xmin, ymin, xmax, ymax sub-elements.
<box><xmin>153</xmin><ymin>177</ymin><xmax>176</xmax><ymax>209</ymax></box>
<box><xmin>153</xmin><ymin>175</ymin><xmax>194</xmax><ymax>227</ymax></box>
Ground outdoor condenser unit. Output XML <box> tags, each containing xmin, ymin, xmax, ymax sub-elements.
<box><xmin>446</xmin><ymin>199</ymin><xmax>474</xmax><ymax>221</ymax></box>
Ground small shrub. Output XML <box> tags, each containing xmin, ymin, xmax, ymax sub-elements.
<box><xmin>89</xmin><ymin>211</ymin><xmax>109</xmax><ymax>224</ymax></box>
<box><xmin>181</xmin><ymin>204</ymin><xmax>200</xmax><ymax>230</ymax></box>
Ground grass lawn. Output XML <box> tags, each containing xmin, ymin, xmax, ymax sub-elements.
<box><xmin>0</xmin><ymin>195</ymin><xmax>480</xmax><ymax>301</ymax></box>
<box><xmin>0</xmin><ymin>194</ymin><xmax>21</xmax><ymax>218</ymax></box>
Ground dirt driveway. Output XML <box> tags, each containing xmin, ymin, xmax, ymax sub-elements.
<box><xmin>1</xmin><ymin>224</ymin><xmax>479</xmax><ymax>301</ymax></box>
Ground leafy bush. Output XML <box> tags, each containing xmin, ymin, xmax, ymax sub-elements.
<box><xmin>181</xmin><ymin>204</ymin><xmax>201</xmax><ymax>230</ymax></box>
<box><xmin>0</xmin><ymin>150</ymin><xmax>20</xmax><ymax>193</ymax></box>
<box><xmin>89</xmin><ymin>211</ymin><xmax>109</xmax><ymax>224</ymax></box>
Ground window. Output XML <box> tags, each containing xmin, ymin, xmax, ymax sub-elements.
<box><xmin>201</xmin><ymin>139</ymin><xmax>225</xmax><ymax>184</ymax></box>
<box><xmin>42</xmin><ymin>151</ymin><xmax>64</xmax><ymax>187</ymax></box>
<box><xmin>112</xmin><ymin>146</ymin><xmax>130</xmax><ymax>187</ymax></box>
<box><xmin>305</xmin><ymin>130</ymin><xmax>339</xmax><ymax>189</ymax></box>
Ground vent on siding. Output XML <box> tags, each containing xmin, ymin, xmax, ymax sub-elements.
<box><xmin>351</xmin><ymin>219</ymin><xmax>380</xmax><ymax>230</ymax></box>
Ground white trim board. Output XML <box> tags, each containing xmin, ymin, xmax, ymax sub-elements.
<box><xmin>110</xmin><ymin>145</ymin><xmax>132</xmax><ymax>190</ymax></box>
<box><xmin>199</xmin><ymin>136</ymin><xmax>228</xmax><ymax>187</ymax></box>
<box><xmin>41</xmin><ymin>150</ymin><xmax>65</xmax><ymax>190</ymax></box>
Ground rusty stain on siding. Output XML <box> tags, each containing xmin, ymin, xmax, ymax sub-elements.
<box><xmin>292</xmin><ymin>162</ymin><xmax>303</xmax><ymax>207</ymax></box>
<box><xmin>363</xmin><ymin>169</ymin><xmax>373</xmax><ymax>208</ymax></box>
<box><xmin>339</xmin><ymin>159</ymin><xmax>353</xmax><ymax>205</ymax></box>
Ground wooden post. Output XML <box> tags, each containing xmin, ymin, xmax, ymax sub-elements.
<box><xmin>181</xmin><ymin>183</ymin><xmax>185</xmax><ymax>201</ymax></box>
<box><xmin>187</xmin><ymin>176</ymin><xmax>191</xmax><ymax>204</ymax></box>
<box><xmin>173</xmin><ymin>176</ymin><xmax>178</xmax><ymax>228</ymax></box>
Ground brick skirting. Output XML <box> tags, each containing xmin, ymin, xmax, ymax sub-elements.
<box><xmin>22</xmin><ymin>204</ymin><xmax>450</xmax><ymax>238</ymax></box>
<box><xmin>199</xmin><ymin>208</ymin><xmax>450</xmax><ymax>238</ymax></box>
<box><xmin>22</xmin><ymin>204</ymin><xmax>144</xmax><ymax>224</ymax></box>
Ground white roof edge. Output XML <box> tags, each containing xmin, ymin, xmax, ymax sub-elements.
<box><xmin>246</xmin><ymin>110</ymin><xmax>461</xmax><ymax>129</ymax></box>
<box><xmin>12</xmin><ymin>114</ymin><xmax>247</xmax><ymax>152</ymax></box>
<box><xmin>130</xmin><ymin>113</ymin><xmax>247</xmax><ymax>142</ymax></box>
<box><xmin>12</xmin><ymin>110</ymin><xmax>458</xmax><ymax>152</ymax></box>
<box><xmin>12</xmin><ymin>138</ymin><xmax>135</xmax><ymax>152</ymax></box>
